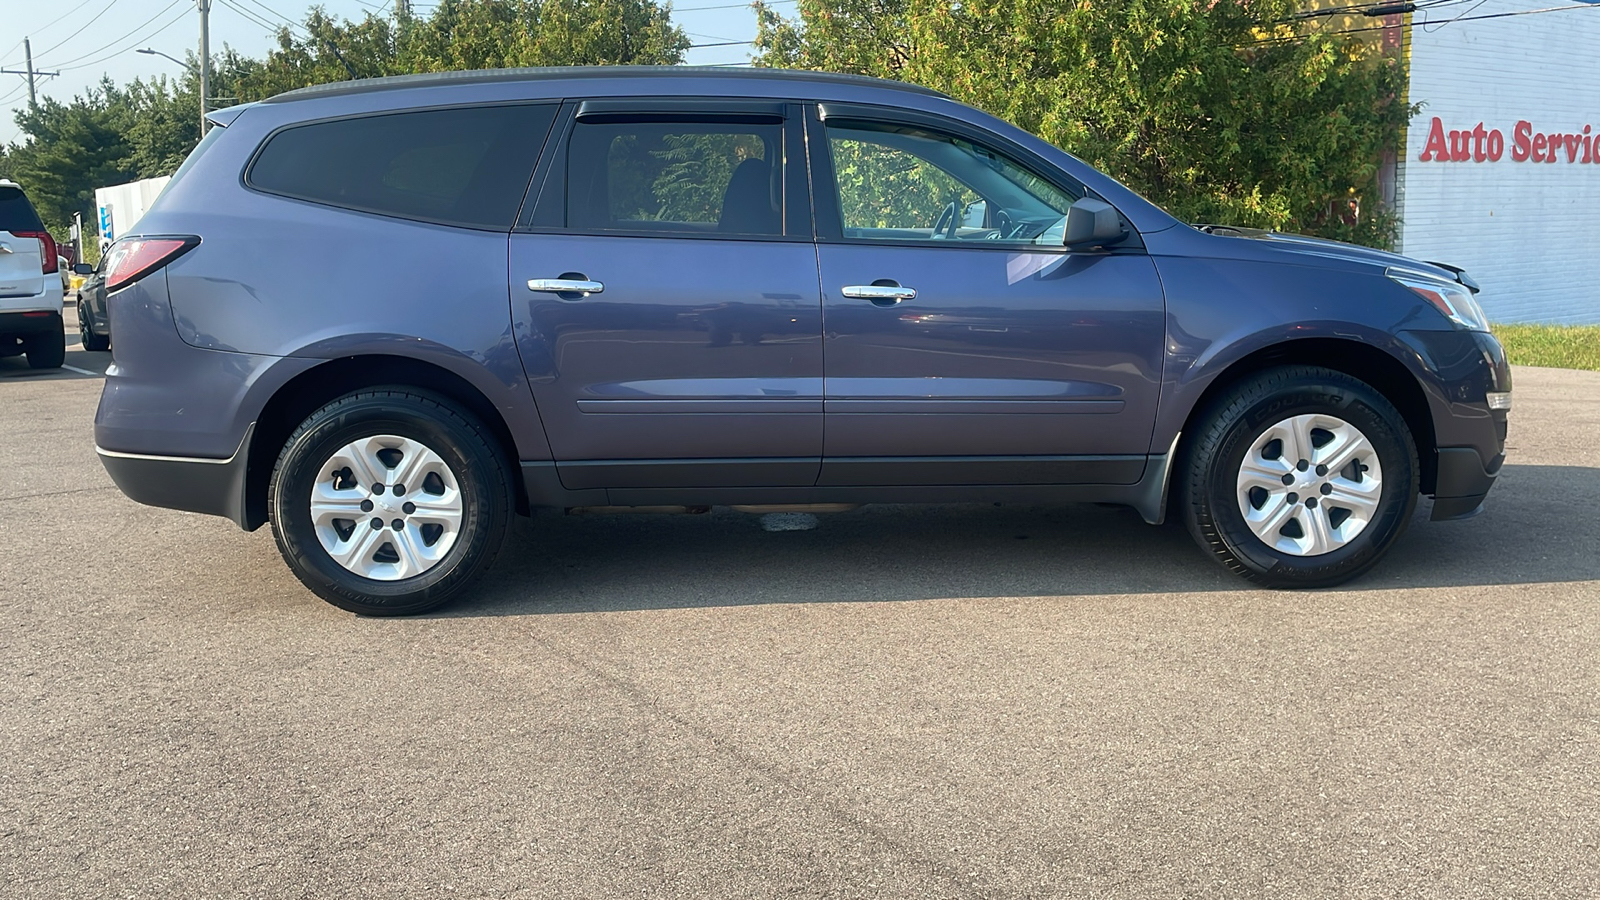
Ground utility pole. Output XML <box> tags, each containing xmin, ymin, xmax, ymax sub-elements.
<box><xmin>1</xmin><ymin>38</ymin><xmax>61</xmax><ymax>110</ymax></box>
<box><xmin>198</xmin><ymin>0</ymin><xmax>212</xmax><ymax>135</ymax></box>
<box><xmin>395</xmin><ymin>0</ymin><xmax>411</xmax><ymax>17</ymax></box>
<box><xmin>24</xmin><ymin>38</ymin><xmax>35</xmax><ymax>108</ymax></box>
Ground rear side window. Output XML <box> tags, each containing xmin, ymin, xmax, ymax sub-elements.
<box><xmin>247</xmin><ymin>104</ymin><xmax>557</xmax><ymax>230</ymax></box>
<box><xmin>157</xmin><ymin>124</ymin><xmax>226</xmax><ymax>203</ymax></box>
<box><xmin>566</xmin><ymin>121</ymin><xmax>785</xmax><ymax>235</ymax></box>
<box><xmin>0</xmin><ymin>186</ymin><xmax>45</xmax><ymax>233</ymax></box>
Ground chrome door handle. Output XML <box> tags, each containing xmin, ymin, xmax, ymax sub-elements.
<box><xmin>527</xmin><ymin>278</ymin><xmax>604</xmax><ymax>296</ymax></box>
<box><xmin>841</xmin><ymin>284</ymin><xmax>916</xmax><ymax>303</ymax></box>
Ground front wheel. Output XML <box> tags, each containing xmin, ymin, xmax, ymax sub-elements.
<box><xmin>268</xmin><ymin>389</ymin><xmax>513</xmax><ymax>615</ymax></box>
<box><xmin>79</xmin><ymin>300</ymin><xmax>109</xmax><ymax>352</ymax></box>
<box><xmin>1181</xmin><ymin>366</ymin><xmax>1418</xmax><ymax>588</ymax></box>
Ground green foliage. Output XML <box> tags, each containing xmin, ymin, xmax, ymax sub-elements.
<box><xmin>634</xmin><ymin>132</ymin><xmax>765</xmax><ymax>224</ymax></box>
<box><xmin>830</xmin><ymin>136</ymin><xmax>973</xmax><ymax>230</ymax></box>
<box><xmin>3</xmin><ymin>0</ymin><xmax>689</xmax><ymax>238</ymax></box>
<box><xmin>756</xmin><ymin>0</ymin><xmax>1412</xmax><ymax>248</ymax></box>
<box><xmin>234</xmin><ymin>0</ymin><xmax>689</xmax><ymax>101</ymax></box>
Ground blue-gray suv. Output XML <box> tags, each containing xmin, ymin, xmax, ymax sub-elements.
<box><xmin>94</xmin><ymin>67</ymin><xmax>1511</xmax><ymax>615</ymax></box>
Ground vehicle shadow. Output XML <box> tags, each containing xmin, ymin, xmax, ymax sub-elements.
<box><xmin>0</xmin><ymin>311</ymin><xmax>110</xmax><ymax>381</ymax></box>
<box><xmin>443</xmin><ymin>463</ymin><xmax>1600</xmax><ymax>617</ymax></box>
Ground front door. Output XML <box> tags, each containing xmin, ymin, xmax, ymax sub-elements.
<box><xmin>511</xmin><ymin>103</ymin><xmax>822</xmax><ymax>490</ymax></box>
<box><xmin>811</xmin><ymin>112</ymin><xmax>1166</xmax><ymax>486</ymax></box>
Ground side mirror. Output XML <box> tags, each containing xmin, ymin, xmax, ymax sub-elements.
<box><xmin>74</xmin><ymin>263</ymin><xmax>95</xmax><ymax>275</ymax></box>
<box><xmin>1062</xmin><ymin>197</ymin><xmax>1125</xmax><ymax>249</ymax></box>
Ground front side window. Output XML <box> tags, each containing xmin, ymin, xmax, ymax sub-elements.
<box><xmin>826</xmin><ymin>123</ymin><xmax>1079</xmax><ymax>246</ymax></box>
<box><xmin>247</xmin><ymin>104</ymin><xmax>557</xmax><ymax>230</ymax></box>
<box><xmin>566</xmin><ymin>121</ymin><xmax>784</xmax><ymax>236</ymax></box>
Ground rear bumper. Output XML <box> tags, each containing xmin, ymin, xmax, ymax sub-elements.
<box><xmin>1430</xmin><ymin>445</ymin><xmax>1502</xmax><ymax>521</ymax></box>
<box><xmin>0</xmin><ymin>309</ymin><xmax>63</xmax><ymax>337</ymax></box>
<box><xmin>96</xmin><ymin>423</ymin><xmax>256</xmax><ymax>530</ymax></box>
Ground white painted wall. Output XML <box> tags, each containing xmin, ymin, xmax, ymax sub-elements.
<box><xmin>1398</xmin><ymin>0</ymin><xmax>1600</xmax><ymax>324</ymax></box>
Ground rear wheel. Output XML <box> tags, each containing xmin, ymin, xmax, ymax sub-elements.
<box><xmin>1181</xmin><ymin>366</ymin><xmax>1418</xmax><ymax>588</ymax></box>
<box><xmin>25</xmin><ymin>325</ymin><xmax>65</xmax><ymax>370</ymax></box>
<box><xmin>268</xmin><ymin>389</ymin><xmax>513</xmax><ymax>615</ymax></box>
<box><xmin>79</xmin><ymin>300</ymin><xmax>109</xmax><ymax>352</ymax></box>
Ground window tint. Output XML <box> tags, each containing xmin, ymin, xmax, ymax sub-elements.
<box><xmin>566</xmin><ymin>121</ymin><xmax>784</xmax><ymax>235</ymax></box>
<box><xmin>248</xmin><ymin>104</ymin><xmax>556</xmax><ymax>230</ymax></box>
<box><xmin>0</xmin><ymin>185</ymin><xmax>45</xmax><ymax>233</ymax></box>
<box><xmin>826</xmin><ymin>124</ymin><xmax>1078</xmax><ymax>246</ymax></box>
<box><xmin>156</xmin><ymin>123</ymin><xmax>225</xmax><ymax>206</ymax></box>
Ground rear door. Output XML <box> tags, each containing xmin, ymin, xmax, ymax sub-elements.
<box><xmin>0</xmin><ymin>184</ymin><xmax>48</xmax><ymax>304</ymax></box>
<box><xmin>509</xmin><ymin>101</ymin><xmax>823</xmax><ymax>490</ymax></box>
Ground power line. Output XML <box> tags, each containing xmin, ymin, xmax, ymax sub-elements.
<box><xmin>33</xmin><ymin>0</ymin><xmax>126</xmax><ymax>62</ymax></box>
<box><xmin>1420</xmin><ymin>0</ymin><xmax>1490</xmax><ymax>32</ymax></box>
<box><xmin>688</xmin><ymin>40</ymin><xmax>755</xmax><ymax>47</ymax></box>
<box><xmin>1287</xmin><ymin>0</ymin><xmax>1469</xmax><ymax>20</ymax></box>
<box><xmin>217</xmin><ymin>0</ymin><xmax>288</xmax><ymax>36</ymax></box>
<box><xmin>44</xmin><ymin>0</ymin><xmax>184</xmax><ymax>69</ymax></box>
<box><xmin>1255</xmin><ymin>1</ymin><xmax>1600</xmax><ymax>44</ymax></box>
<box><xmin>239</xmin><ymin>0</ymin><xmax>307</xmax><ymax>31</ymax></box>
<box><xmin>0</xmin><ymin>80</ymin><xmax>30</xmax><ymax>106</ymax></box>
<box><xmin>0</xmin><ymin>0</ymin><xmax>102</xmax><ymax>66</ymax></box>
<box><xmin>675</xmin><ymin>0</ymin><xmax>796</xmax><ymax>11</ymax></box>
<box><xmin>58</xmin><ymin>2</ymin><xmax>192</xmax><ymax>73</ymax></box>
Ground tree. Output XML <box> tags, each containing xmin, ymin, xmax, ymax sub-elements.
<box><xmin>755</xmin><ymin>0</ymin><xmax>1411</xmax><ymax>247</ymax></box>
<box><xmin>235</xmin><ymin>0</ymin><xmax>689</xmax><ymax>101</ymax></box>
<box><xmin>4</xmin><ymin>0</ymin><xmax>690</xmax><ymax>240</ymax></box>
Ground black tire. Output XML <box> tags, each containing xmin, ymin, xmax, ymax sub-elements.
<box><xmin>25</xmin><ymin>326</ymin><xmax>65</xmax><ymax>370</ymax></box>
<box><xmin>79</xmin><ymin>300</ymin><xmax>110</xmax><ymax>352</ymax></box>
<box><xmin>1180</xmin><ymin>366</ymin><xmax>1418</xmax><ymax>588</ymax></box>
<box><xmin>268</xmin><ymin>389</ymin><xmax>513</xmax><ymax>616</ymax></box>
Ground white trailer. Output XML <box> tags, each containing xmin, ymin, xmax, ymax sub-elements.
<box><xmin>94</xmin><ymin>176</ymin><xmax>171</xmax><ymax>253</ymax></box>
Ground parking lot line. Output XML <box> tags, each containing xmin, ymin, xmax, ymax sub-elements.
<box><xmin>61</xmin><ymin>364</ymin><xmax>99</xmax><ymax>376</ymax></box>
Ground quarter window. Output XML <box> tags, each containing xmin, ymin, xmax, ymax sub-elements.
<box><xmin>247</xmin><ymin>104</ymin><xmax>557</xmax><ymax>230</ymax></box>
<box><xmin>826</xmin><ymin>123</ymin><xmax>1079</xmax><ymax>246</ymax></box>
<box><xmin>565</xmin><ymin>121</ymin><xmax>785</xmax><ymax>236</ymax></box>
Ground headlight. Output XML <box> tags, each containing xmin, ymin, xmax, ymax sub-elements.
<box><xmin>1386</xmin><ymin>267</ymin><xmax>1490</xmax><ymax>331</ymax></box>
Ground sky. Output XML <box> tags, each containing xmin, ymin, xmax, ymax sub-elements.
<box><xmin>0</xmin><ymin>0</ymin><xmax>799</xmax><ymax>146</ymax></box>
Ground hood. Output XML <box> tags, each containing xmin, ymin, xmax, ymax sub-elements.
<box><xmin>1193</xmin><ymin>224</ymin><xmax>1475</xmax><ymax>288</ymax></box>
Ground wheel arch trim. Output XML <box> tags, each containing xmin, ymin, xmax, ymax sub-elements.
<box><xmin>241</xmin><ymin>352</ymin><xmax>548</xmax><ymax>530</ymax></box>
<box><xmin>1162</xmin><ymin>333</ymin><xmax>1442</xmax><ymax>494</ymax></box>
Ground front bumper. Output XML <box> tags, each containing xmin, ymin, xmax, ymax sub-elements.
<box><xmin>96</xmin><ymin>423</ymin><xmax>255</xmax><ymax>529</ymax></box>
<box><xmin>1430</xmin><ymin>444</ymin><xmax>1502</xmax><ymax>520</ymax></box>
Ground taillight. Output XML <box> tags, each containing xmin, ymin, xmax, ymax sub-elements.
<box><xmin>14</xmin><ymin>230</ymin><xmax>58</xmax><ymax>274</ymax></box>
<box><xmin>104</xmin><ymin>236</ymin><xmax>200</xmax><ymax>293</ymax></box>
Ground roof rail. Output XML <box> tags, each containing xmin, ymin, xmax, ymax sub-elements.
<box><xmin>262</xmin><ymin>65</ymin><xmax>951</xmax><ymax>104</ymax></box>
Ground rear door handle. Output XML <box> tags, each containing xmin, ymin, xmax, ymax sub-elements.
<box><xmin>527</xmin><ymin>277</ymin><xmax>604</xmax><ymax>297</ymax></box>
<box><xmin>841</xmin><ymin>283</ymin><xmax>916</xmax><ymax>304</ymax></box>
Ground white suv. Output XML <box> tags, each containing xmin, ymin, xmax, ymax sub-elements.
<box><xmin>0</xmin><ymin>179</ymin><xmax>65</xmax><ymax>370</ymax></box>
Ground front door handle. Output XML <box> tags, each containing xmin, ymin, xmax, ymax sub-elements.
<box><xmin>841</xmin><ymin>283</ymin><xmax>916</xmax><ymax>305</ymax></box>
<box><xmin>527</xmin><ymin>277</ymin><xmax>604</xmax><ymax>297</ymax></box>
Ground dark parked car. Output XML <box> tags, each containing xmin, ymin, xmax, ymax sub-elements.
<box><xmin>74</xmin><ymin>258</ymin><xmax>110</xmax><ymax>352</ymax></box>
<box><xmin>93</xmin><ymin>67</ymin><xmax>1511</xmax><ymax>615</ymax></box>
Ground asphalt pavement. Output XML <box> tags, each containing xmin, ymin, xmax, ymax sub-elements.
<box><xmin>2</xmin><ymin>310</ymin><xmax>1596</xmax><ymax>898</ymax></box>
